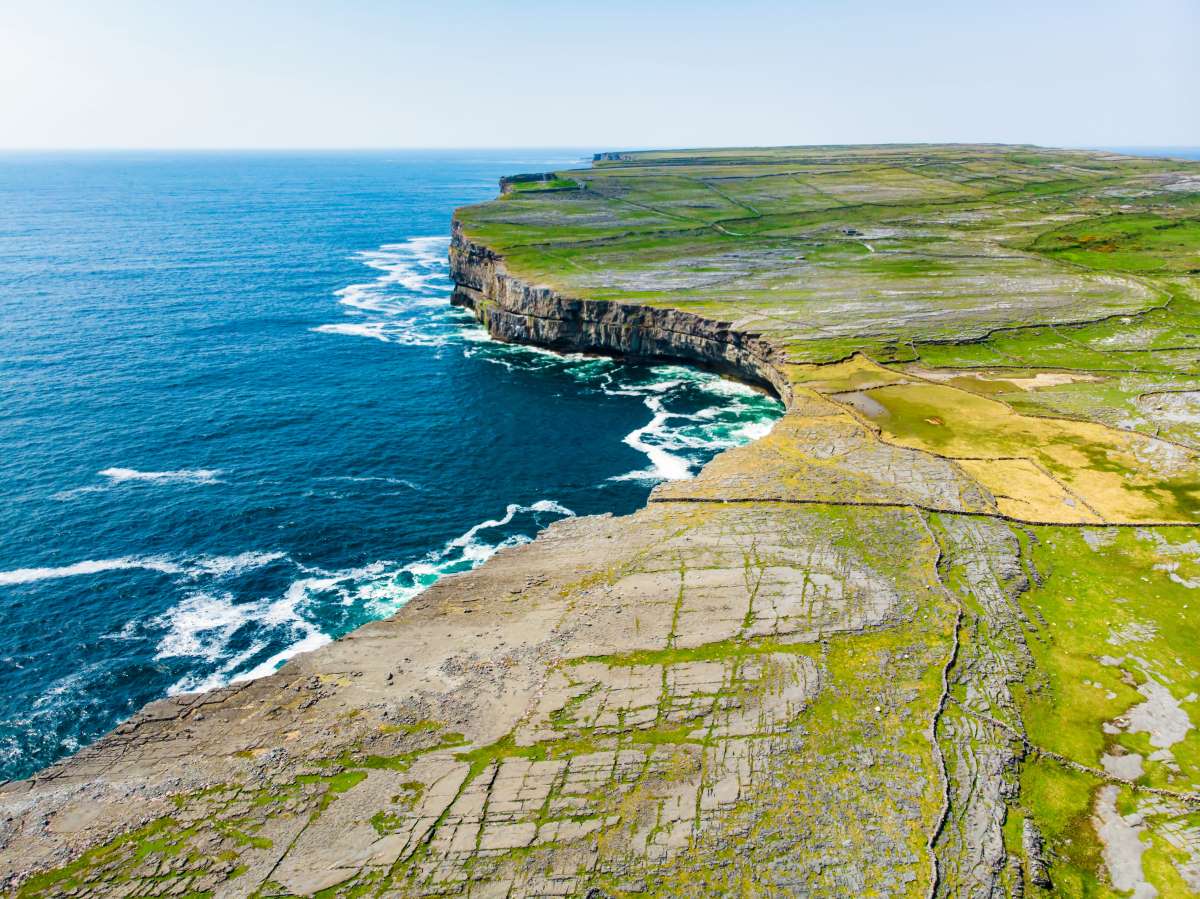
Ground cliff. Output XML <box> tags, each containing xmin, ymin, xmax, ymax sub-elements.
<box><xmin>3</xmin><ymin>145</ymin><xmax>1200</xmax><ymax>898</ymax></box>
<box><xmin>448</xmin><ymin>220</ymin><xmax>792</xmax><ymax>402</ymax></box>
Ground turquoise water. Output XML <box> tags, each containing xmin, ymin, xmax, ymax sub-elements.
<box><xmin>0</xmin><ymin>151</ymin><xmax>783</xmax><ymax>780</ymax></box>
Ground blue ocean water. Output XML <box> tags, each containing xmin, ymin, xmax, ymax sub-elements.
<box><xmin>0</xmin><ymin>151</ymin><xmax>783</xmax><ymax>781</ymax></box>
<box><xmin>1101</xmin><ymin>147</ymin><xmax>1200</xmax><ymax>161</ymax></box>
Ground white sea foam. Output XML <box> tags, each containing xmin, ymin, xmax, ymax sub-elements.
<box><xmin>180</xmin><ymin>640</ymin><xmax>271</xmax><ymax>694</ymax></box>
<box><xmin>693</xmin><ymin>376</ymin><xmax>762</xmax><ymax>397</ymax></box>
<box><xmin>734</xmin><ymin>419</ymin><xmax>777</xmax><ymax>442</ymax></box>
<box><xmin>54</xmin><ymin>467</ymin><xmax>225</xmax><ymax>499</ymax></box>
<box><xmin>350</xmin><ymin>499</ymin><xmax>575</xmax><ymax>617</ymax></box>
<box><xmin>20</xmin><ymin>499</ymin><xmax>576</xmax><ymax>695</ymax></box>
<box><xmin>99</xmin><ymin>467</ymin><xmax>223</xmax><ymax>485</ymax></box>
<box><xmin>155</xmin><ymin>499</ymin><xmax>576</xmax><ymax>693</ymax></box>
<box><xmin>32</xmin><ymin>666</ymin><xmax>95</xmax><ymax>709</ymax></box>
<box><xmin>232</xmin><ymin>631</ymin><xmax>332</xmax><ymax>685</ymax></box>
<box><xmin>313</xmin><ymin>236</ymin><xmax>463</xmax><ymax>348</ymax></box>
<box><xmin>312</xmin><ymin>322</ymin><xmax>391</xmax><ymax>342</ymax></box>
<box><xmin>600</xmin><ymin>365</ymin><xmax>782</xmax><ymax>483</ymax></box>
<box><xmin>0</xmin><ymin>557</ymin><xmax>183</xmax><ymax>586</ymax></box>
<box><xmin>0</xmin><ymin>548</ymin><xmax>291</xmax><ymax>589</ymax></box>
<box><xmin>445</xmin><ymin>499</ymin><xmax>575</xmax><ymax>552</ymax></box>
<box><xmin>342</xmin><ymin>236</ymin><xmax>450</xmax><ymax>297</ymax></box>
<box><xmin>183</xmin><ymin>551</ymin><xmax>287</xmax><ymax>579</ymax></box>
<box><xmin>463</xmin><ymin>328</ymin><xmax>610</xmax><ymax>374</ymax></box>
<box><xmin>320</xmin><ymin>475</ymin><xmax>423</xmax><ymax>491</ymax></box>
<box><xmin>160</xmin><ymin>570</ymin><xmax>333</xmax><ymax>693</ymax></box>
<box><xmin>155</xmin><ymin>591</ymin><xmax>260</xmax><ymax>661</ymax></box>
<box><xmin>614</xmin><ymin>396</ymin><xmax>695</xmax><ymax>481</ymax></box>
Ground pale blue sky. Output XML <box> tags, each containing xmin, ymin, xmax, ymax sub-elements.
<box><xmin>1</xmin><ymin>0</ymin><xmax>1196</xmax><ymax>149</ymax></box>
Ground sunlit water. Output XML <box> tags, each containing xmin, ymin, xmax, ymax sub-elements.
<box><xmin>0</xmin><ymin>151</ymin><xmax>783</xmax><ymax>779</ymax></box>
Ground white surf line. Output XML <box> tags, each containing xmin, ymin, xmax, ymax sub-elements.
<box><xmin>0</xmin><ymin>557</ymin><xmax>184</xmax><ymax>587</ymax></box>
<box><xmin>100</xmin><ymin>467</ymin><xmax>224</xmax><ymax>484</ymax></box>
<box><xmin>313</xmin><ymin>236</ymin><xmax>458</xmax><ymax>347</ymax></box>
<box><xmin>0</xmin><ymin>550</ymin><xmax>288</xmax><ymax>588</ymax></box>
<box><xmin>158</xmin><ymin>500</ymin><xmax>577</xmax><ymax>693</ymax></box>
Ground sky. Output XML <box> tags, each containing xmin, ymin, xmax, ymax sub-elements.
<box><xmin>1</xmin><ymin>0</ymin><xmax>1196</xmax><ymax>150</ymax></box>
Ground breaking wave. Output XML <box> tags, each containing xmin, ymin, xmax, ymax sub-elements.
<box><xmin>0</xmin><ymin>557</ymin><xmax>183</xmax><ymax>586</ymax></box>
<box><xmin>310</xmin><ymin>236</ymin><xmax>471</xmax><ymax>348</ymax></box>
<box><xmin>316</xmin><ymin>239</ymin><xmax>783</xmax><ymax>485</ymax></box>
<box><xmin>599</xmin><ymin>366</ymin><xmax>780</xmax><ymax>482</ymax></box>
<box><xmin>0</xmin><ymin>550</ymin><xmax>288</xmax><ymax>588</ymax></box>
<box><xmin>149</xmin><ymin>499</ymin><xmax>575</xmax><ymax>694</ymax></box>
<box><xmin>99</xmin><ymin>467</ymin><xmax>223</xmax><ymax>484</ymax></box>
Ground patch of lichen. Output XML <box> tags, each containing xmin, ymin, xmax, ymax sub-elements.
<box><xmin>587</xmin><ymin>617</ymin><xmax>954</xmax><ymax>895</ymax></box>
<box><xmin>574</xmin><ymin>632</ymin><xmax>809</xmax><ymax>670</ymax></box>
<box><xmin>370</xmin><ymin>799</ymin><xmax>412</xmax><ymax>837</ymax></box>
<box><xmin>15</xmin><ymin>818</ymin><xmax>193</xmax><ymax>898</ymax></box>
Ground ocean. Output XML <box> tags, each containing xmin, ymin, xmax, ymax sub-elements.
<box><xmin>1099</xmin><ymin>147</ymin><xmax>1200</xmax><ymax>161</ymax></box>
<box><xmin>0</xmin><ymin>151</ymin><xmax>783</xmax><ymax>781</ymax></box>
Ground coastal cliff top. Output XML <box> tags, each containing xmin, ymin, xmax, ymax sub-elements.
<box><xmin>459</xmin><ymin>145</ymin><xmax>1200</xmax><ymax>526</ymax></box>
<box><xmin>4</xmin><ymin>145</ymin><xmax>1200</xmax><ymax>898</ymax></box>
<box><xmin>459</xmin><ymin>144</ymin><xmax>1199</xmax><ymax>360</ymax></box>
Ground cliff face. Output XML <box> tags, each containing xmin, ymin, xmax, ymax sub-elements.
<box><xmin>449</xmin><ymin>221</ymin><xmax>793</xmax><ymax>403</ymax></box>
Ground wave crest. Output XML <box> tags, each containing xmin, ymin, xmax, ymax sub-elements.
<box><xmin>152</xmin><ymin>499</ymin><xmax>575</xmax><ymax>694</ymax></box>
<box><xmin>0</xmin><ymin>557</ymin><xmax>182</xmax><ymax>587</ymax></box>
<box><xmin>311</xmin><ymin>236</ymin><xmax>465</xmax><ymax>348</ymax></box>
<box><xmin>100</xmin><ymin>467</ymin><xmax>223</xmax><ymax>484</ymax></box>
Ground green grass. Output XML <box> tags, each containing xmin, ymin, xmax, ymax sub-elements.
<box><xmin>458</xmin><ymin>145</ymin><xmax>1195</xmax><ymax>360</ymax></box>
<box><xmin>1018</xmin><ymin>758</ymin><xmax>1116</xmax><ymax>897</ymax></box>
<box><xmin>1016</xmin><ymin>526</ymin><xmax>1200</xmax><ymax>787</ymax></box>
<box><xmin>508</xmin><ymin>177</ymin><xmax>580</xmax><ymax>193</ymax></box>
<box><xmin>1030</xmin><ymin>213</ymin><xmax>1200</xmax><ymax>273</ymax></box>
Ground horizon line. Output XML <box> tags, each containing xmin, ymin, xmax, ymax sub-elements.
<box><xmin>0</xmin><ymin>142</ymin><xmax>1197</xmax><ymax>153</ymax></box>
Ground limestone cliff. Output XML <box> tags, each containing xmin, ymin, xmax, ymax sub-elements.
<box><xmin>449</xmin><ymin>221</ymin><xmax>792</xmax><ymax>402</ymax></box>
